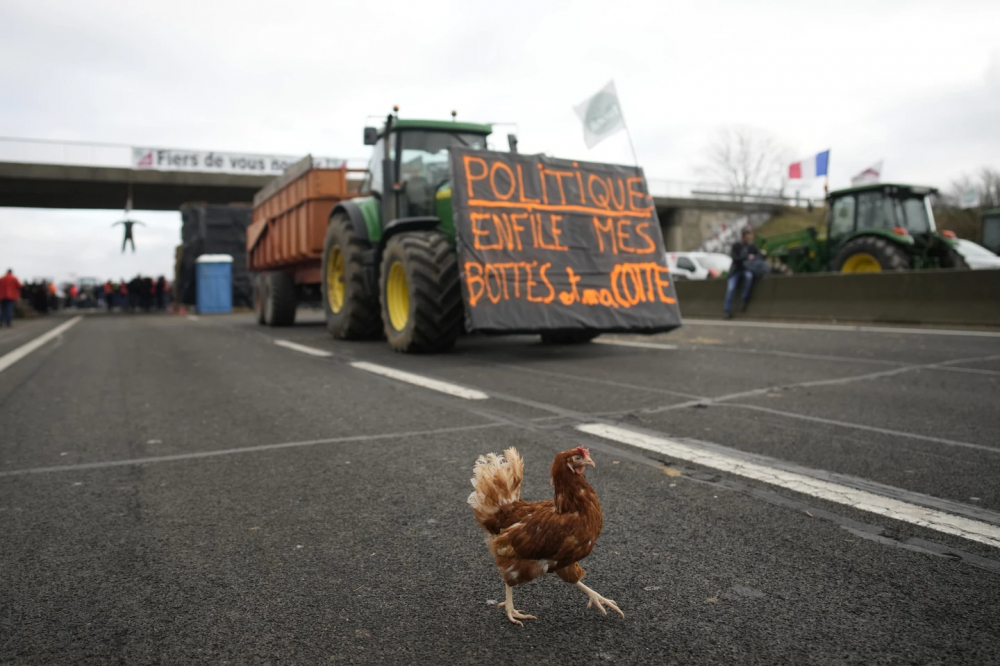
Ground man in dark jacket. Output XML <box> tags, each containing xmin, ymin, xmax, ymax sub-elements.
<box><xmin>724</xmin><ymin>227</ymin><xmax>764</xmax><ymax>318</ymax></box>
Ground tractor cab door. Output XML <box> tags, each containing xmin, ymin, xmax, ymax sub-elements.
<box><xmin>827</xmin><ymin>193</ymin><xmax>856</xmax><ymax>260</ymax></box>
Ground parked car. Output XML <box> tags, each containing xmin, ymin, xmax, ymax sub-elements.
<box><xmin>953</xmin><ymin>239</ymin><xmax>1000</xmax><ymax>270</ymax></box>
<box><xmin>666</xmin><ymin>252</ymin><xmax>732</xmax><ymax>280</ymax></box>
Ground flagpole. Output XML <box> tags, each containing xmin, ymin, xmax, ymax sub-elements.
<box><xmin>617</xmin><ymin>104</ymin><xmax>640</xmax><ymax>168</ymax></box>
<box><xmin>612</xmin><ymin>80</ymin><xmax>640</xmax><ymax>168</ymax></box>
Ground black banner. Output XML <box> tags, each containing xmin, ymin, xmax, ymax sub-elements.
<box><xmin>448</xmin><ymin>148</ymin><xmax>682</xmax><ymax>333</ymax></box>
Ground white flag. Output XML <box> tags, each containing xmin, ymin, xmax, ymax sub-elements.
<box><xmin>850</xmin><ymin>160</ymin><xmax>883</xmax><ymax>186</ymax></box>
<box><xmin>573</xmin><ymin>81</ymin><xmax>626</xmax><ymax>149</ymax></box>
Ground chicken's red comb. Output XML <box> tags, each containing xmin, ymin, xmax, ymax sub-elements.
<box><xmin>576</xmin><ymin>446</ymin><xmax>591</xmax><ymax>457</ymax></box>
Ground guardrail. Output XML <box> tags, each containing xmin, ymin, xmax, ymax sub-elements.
<box><xmin>673</xmin><ymin>269</ymin><xmax>1000</xmax><ymax>327</ymax></box>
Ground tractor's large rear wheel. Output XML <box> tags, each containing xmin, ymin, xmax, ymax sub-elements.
<box><xmin>833</xmin><ymin>236</ymin><xmax>909</xmax><ymax>273</ymax></box>
<box><xmin>322</xmin><ymin>212</ymin><xmax>381</xmax><ymax>339</ymax></box>
<box><xmin>379</xmin><ymin>230</ymin><xmax>463</xmax><ymax>353</ymax></box>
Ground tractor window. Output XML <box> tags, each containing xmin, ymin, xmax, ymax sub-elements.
<box><xmin>898</xmin><ymin>197</ymin><xmax>931</xmax><ymax>234</ymax></box>
<box><xmin>856</xmin><ymin>191</ymin><xmax>895</xmax><ymax>233</ymax></box>
<box><xmin>398</xmin><ymin>131</ymin><xmax>488</xmax><ymax>216</ymax></box>
<box><xmin>829</xmin><ymin>195</ymin><xmax>856</xmax><ymax>238</ymax></box>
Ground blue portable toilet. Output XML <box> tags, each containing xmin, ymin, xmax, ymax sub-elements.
<box><xmin>196</xmin><ymin>254</ymin><xmax>233</xmax><ymax>314</ymax></box>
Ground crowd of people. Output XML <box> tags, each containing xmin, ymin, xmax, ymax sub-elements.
<box><xmin>0</xmin><ymin>268</ymin><xmax>172</xmax><ymax>327</ymax></box>
<box><xmin>74</xmin><ymin>276</ymin><xmax>172</xmax><ymax>312</ymax></box>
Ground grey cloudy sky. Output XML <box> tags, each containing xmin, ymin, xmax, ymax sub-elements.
<box><xmin>1</xmin><ymin>0</ymin><xmax>998</xmax><ymax>282</ymax></box>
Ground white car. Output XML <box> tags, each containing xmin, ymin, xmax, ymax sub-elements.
<box><xmin>954</xmin><ymin>239</ymin><xmax>1000</xmax><ymax>270</ymax></box>
<box><xmin>666</xmin><ymin>252</ymin><xmax>732</xmax><ymax>280</ymax></box>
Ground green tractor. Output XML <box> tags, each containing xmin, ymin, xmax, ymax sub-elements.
<box><xmin>320</xmin><ymin>112</ymin><xmax>495</xmax><ymax>353</ymax></box>
<box><xmin>759</xmin><ymin>183</ymin><xmax>968</xmax><ymax>274</ymax></box>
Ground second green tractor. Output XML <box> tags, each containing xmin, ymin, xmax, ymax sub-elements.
<box><xmin>760</xmin><ymin>184</ymin><xmax>967</xmax><ymax>274</ymax></box>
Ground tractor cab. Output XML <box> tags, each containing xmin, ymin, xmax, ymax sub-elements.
<box><xmin>759</xmin><ymin>183</ymin><xmax>967</xmax><ymax>273</ymax></box>
<box><xmin>824</xmin><ymin>183</ymin><xmax>964</xmax><ymax>272</ymax></box>
<box><xmin>363</xmin><ymin>114</ymin><xmax>492</xmax><ymax>232</ymax></box>
<box><xmin>828</xmin><ymin>183</ymin><xmax>937</xmax><ymax>246</ymax></box>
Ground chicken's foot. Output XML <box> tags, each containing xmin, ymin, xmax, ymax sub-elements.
<box><xmin>499</xmin><ymin>584</ymin><xmax>536</xmax><ymax>626</ymax></box>
<box><xmin>575</xmin><ymin>581</ymin><xmax>625</xmax><ymax>618</ymax></box>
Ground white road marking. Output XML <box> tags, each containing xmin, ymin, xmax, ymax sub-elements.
<box><xmin>720</xmin><ymin>403</ymin><xmax>997</xmax><ymax>454</ymax></box>
<box><xmin>595</xmin><ymin>339</ymin><xmax>678</xmax><ymax>350</ymax></box>
<box><xmin>186</xmin><ymin>315</ymin><xmax>200</xmax><ymax>321</ymax></box>
<box><xmin>642</xmin><ymin>352</ymin><xmax>1000</xmax><ymax>415</ymax></box>
<box><xmin>274</xmin><ymin>340</ymin><xmax>333</xmax><ymax>357</ymax></box>
<box><xmin>350</xmin><ymin>361</ymin><xmax>489</xmax><ymax>400</ymax></box>
<box><xmin>0</xmin><ymin>316</ymin><xmax>82</xmax><ymax>375</ymax></box>
<box><xmin>577</xmin><ymin>423</ymin><xmax>1000</xmax><ymax>550</ymax></box>
<box><xmin>683</xmin><ymin>318</ymin><xmax>1000</xmax><ymax>339</ymax></box>
<box><xmin>0</xmin><ymin>423</ymin><xmax>507</xmax><ymax>477</ymax></box>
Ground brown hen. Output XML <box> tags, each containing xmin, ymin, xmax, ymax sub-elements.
<box><xmin>468</xmin><ymin>445</ymin><xmax>623</xmax><ymax>625</ymax></box>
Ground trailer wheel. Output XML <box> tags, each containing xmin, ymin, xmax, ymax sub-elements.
<box><xmin>321</xmin><ymin>212</ymin><xmax>381</xmax><ymax>339</ymax></box>
<box><xmin>253</xmin><ymin>274</ymin><xmax>267</xmax><ymax>325</ymax></box>
<box><xmin>264</xmin><ymin>271</ymin><xmax>296</xmax><ymax>326</ymax></box>
<box><xmin>833</xmin><ymin>236</ymin><xmax>909</xmax><ymax>273</ymax></box>
<box><xmin>540</xmin><ymin>330</ymin><xmax>601</xmax><ymax>345</ymax></box>
<box><xmin>379</xmin><ymin>230</ymin><xmax>463</xmax><ymax>353</ymax></box>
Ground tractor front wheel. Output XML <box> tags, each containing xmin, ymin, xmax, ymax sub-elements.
<box><xmin>379</xmin><ymin>230</ymin><xmax>463</xmax><ymax>353</ymax></box>
<box><xmin>833</xmin><ymin>237</ymin><xmax>909</xmax><ymax>273</ymax></box>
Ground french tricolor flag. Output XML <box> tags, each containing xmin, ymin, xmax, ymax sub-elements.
<box><xmin>789</xmin><ymin>150</ymin><xmax>830</xmax><ymax>179</ymax></box>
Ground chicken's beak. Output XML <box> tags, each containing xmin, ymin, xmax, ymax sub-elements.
<box><xmin>583</xmin><ymin>456</ymin><xmax>596</xmax><ymax>468</ymax></box>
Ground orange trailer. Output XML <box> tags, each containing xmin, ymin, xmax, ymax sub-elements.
<box><xmin>247</xmin><ymin>156</ymin><xmax>365</xmax><ymax>284</ymax></box>
<box><xmin>247</xmin><ymin>156</ymin><xmax>366</xmax><ymax>325</ymax></box>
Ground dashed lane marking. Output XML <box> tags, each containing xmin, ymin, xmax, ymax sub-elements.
<box><xmin>594</xmin><ymin>338</ymin><xmax>678</xmax><ymax>350</ymax></box>
<box><xmin>682</xmin><ymin>318</ymin><xmax>1000</xmax><ymax>338</ymax></box>
<box><xmin>0</xmin><ymin>423</ymin><xmax>506</xmax><ymax>477</ymax></box>
<box><xmin>577</xmin><ymin>423</ymin><xmax>1000</xmax><ymax>550</ymax></box>
<box><xmin>350</xmin><ymin>361</ymin><xmax>489</xmax><ymax>400</ymax></box>
<box><xmin>0</xmin><ymin>316</ymin><xmax>82</xmax><ymax>375</ymax></box>
<box><xmin>274</xmin><ymin>339</ymin><xmax>333</xmax><ymax>357</ymax></box>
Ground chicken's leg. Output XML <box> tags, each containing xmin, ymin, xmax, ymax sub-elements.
<box><xmin>497</xmin><ymin>584</ymin><xmax>536</xmax><ymax>626</ymax></box>
<box><xmin>575</xmin><ymin>581</ymin><xmax>625</xmax><ymax>618</ymax></box>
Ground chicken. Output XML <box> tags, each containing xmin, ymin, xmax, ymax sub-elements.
<box><xmin>467</xmin><ymin>445</ymin><xmax>624</xmax><ymax>625</ymax></box>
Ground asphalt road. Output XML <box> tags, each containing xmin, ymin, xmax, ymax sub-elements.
<box><xmin>1</xmin><ymin>311</ymin><xmax>999</xmax><ymax>664</ymax></box>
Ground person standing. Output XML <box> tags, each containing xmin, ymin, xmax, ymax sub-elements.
<box><xmin>155</xmin><ymin>276</ymin><xmax>168</xmax><ymax>310</ymax></box>
<box><xmin>0</xmin><ymin>269</ymin><xmax>22</xmax><ymax>327</ymax></box>
<box><xmin>113</xmin><ymin>219</ymin><xmax>145</xmax><ymax>253</ymax></box>
<box><xmin>724</xmin><ymin>227</ymin><xmax>764</xmax><ymax>319</ymax></box>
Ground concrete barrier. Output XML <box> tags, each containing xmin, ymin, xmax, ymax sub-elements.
<box><xmin>674</xmin><ymin>269</ymin><xmax>1000</xmax><ymax>327</ymax></box>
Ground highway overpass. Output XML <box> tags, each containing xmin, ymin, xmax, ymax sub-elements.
<box><xmin>0</xmin><ymin>137</ymin><xmax>798</xmax><ymax>250</ymax></box>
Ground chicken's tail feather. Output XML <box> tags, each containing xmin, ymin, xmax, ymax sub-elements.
<box><xmin>467</xmin><ymin>448</ymin><xmax>523</xmax><ymax>526</ymax></box>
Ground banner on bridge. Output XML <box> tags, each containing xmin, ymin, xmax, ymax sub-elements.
<box><xmin>131</xmin><ymin>147</ymin><xmax>346</xmax><ymax>176</ymax></box>
<box><xmin>448</xmin><ymin>148</ymin><xmax>681</xmax><ymax>334</ymax></box>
